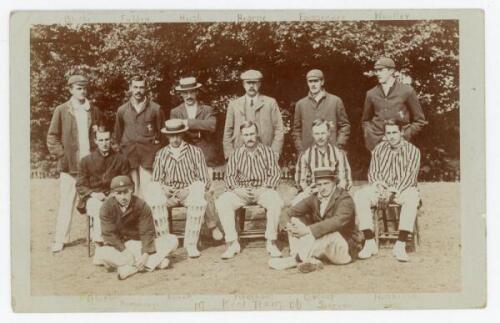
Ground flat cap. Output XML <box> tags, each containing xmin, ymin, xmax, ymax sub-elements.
<box><xmin>374</xmin><ymin>57</ymin><xmax>396</xmax><ymax>69</ymax></box>
<box><xmin>306</xmin><ymin>69</ymin><xmax>324</xmax><ymax>80</ymax></box>
<box><xmin>110</xmin><ymin>175</ymin><xmax>134</xmax><ymax>192</ymax></box>
<box><xmin>313</xmin><ymin>167</ymin><xmax>337</xmax><ymax>181</ymax></box>
<box><xmin>67</xmin><ymin>74</ymin><xmax>88</xmax><ymax>86</ymax></box>
<box><xmin>240</xmin><ymin>69</ymin><xmax>263</xmax><ymax>80</ymax></box>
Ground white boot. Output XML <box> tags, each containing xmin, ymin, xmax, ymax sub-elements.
<box><xmin>117</xmin><ymin>265</ymin><xmax>138</xmax><ymax>280</ymax></box>
<box><xmin>268</xmin><ymin>256</ymin><xmax>297</xmax><ymax>270</ymax></box>
<box><xmin>266</xmin><ymin>240</ymin><xmax>282</xmax><ymax>258</ymax></box>
<box><xmin>221</xmin><ymin>241</ymin><xmax>241</xmax><ymax>259</ymax></box>
<box><xmin>393</xmin><ymin>241</ymin><xmax>410</xmax><ymax>262</ymax></box>
<box><xmin>358</xmin><ymin>239</ymin><xmax>378</xmax><ymax>259</ymax></box>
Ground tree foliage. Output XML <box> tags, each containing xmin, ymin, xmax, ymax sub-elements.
<box><xmin>30</xmin><ymin>20</ymin><xmax>459</xmax><ymax>180</ymax></box>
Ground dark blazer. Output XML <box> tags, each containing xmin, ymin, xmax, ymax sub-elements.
<box><xmin>114</xmin><ymin>98</ymin><xmax>165</xmax><ymax>170</ymax></box>
<box><xmin>46</xmin><ymin>100</ymin><xmax>104</xmax><ymax>175</ymax></box>
<box><xmin>361</xmin><ymin>82</ymin><xmax>427</xmax><ymax>151</ymax></box>
<box><xmin>293</xmin><ymin>91</ymin><xmax>351</xmax><ymax>152</ymax></box>
<box><xmin>170</xmin><ymin>103</ymin><xmax>218</xmax><ymax>166</ymax></box>
<box><xmin>75</xmin><ymin>150</ymin><xmax>130</xmax><ymax>213</ymax></box>
<box><xmin>100</xmin><ymin>195</ymin><xmax>157</xmax><ymax>255</ymax></box>
<box><xmin>285</xmin><ymin>187</ymin><xmax>362</xmax><ymax>259</ymax></box>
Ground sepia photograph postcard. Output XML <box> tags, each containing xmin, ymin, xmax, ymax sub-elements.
<box><xmin>10</xmin><ymin>8</ymin><xmax>486</xmax><ymax>312</ymax></box>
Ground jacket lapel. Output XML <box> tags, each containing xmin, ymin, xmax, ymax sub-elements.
<box><xmin>234</xmin><ymin>96</ymin><xmax>246</xmax><ymax>115</ymax></box>
<box><xmin>254</xmin><ymin>96</ymin><xmax>265</xmax><ymax>111</ymax></box>
<box><xmin>180</xmin><ymin>104</ymin><xmax>189</xmax><ymax>119</ymax></box>
<box><xmin>322</xmin><ymin>187</ymin><xmax>342</xmax><ymax>217</ymax></box>
<box><xmin>195</xmin><ymin>105</ymin><xmax>205</xmax><ymax>119</ymax></box>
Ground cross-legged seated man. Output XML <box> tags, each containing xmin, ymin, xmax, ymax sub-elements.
<box><xmin>269</xmin><ymin>168</ymin><xmax>361</xmax><ymax>273</ymax></box>
<box><xmin>94</xmin><ymin>175</ymin><xmax>178</xmax><ymax>280</ymax></box>
<box><xmin>148</xmin><ymin>119</ymin><xmax>222</xmax><ymax>258</ymax></box>
<box><xmin>76</xmin><ymin>126</ymin><xmax>129</xmax><ymax>251</ymax></box>
<box><xmin>215</xmin><ymin>121</ymin><xmax>283</xmax><ymax>259</ymax></box>
<box><xmin>354</xmin><ymin>119</ymin><xmax>421</xmax><ymax>262</ymax></box>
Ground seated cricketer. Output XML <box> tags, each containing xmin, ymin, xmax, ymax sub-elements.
<box><xmin>269</xmin><ymin>168</ymin><xmax>361</xmax><ymax>273</ymax></box>
<box><xmin>215</xmin><ymin>121</ymin><xmax>283</xmax><ymax>259</ymax></box>
<box><xmin>148</xmin><ymin>119</ymin><xmax>222</xmax><ymax>259</ymax></box>
<box><xmin>293</xmin><ymin>118</ymin><xmax>353</xmax><ymax>205</ymax></box>
<box><xmin>354</xmin><ymin>119</ymin><xmax>421</xmax><ymax>262</ymax></box>
<box><xmin>76</xmin><ymin>126</ymin><xmax>130</xmax><ymax>246</ymax></box>
<box><xmin>94</xmin><ymin>175</ymin><xmax>178</xmax><ymax>280</ymax></box>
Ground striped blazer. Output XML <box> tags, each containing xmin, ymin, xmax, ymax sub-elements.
<box><xmin>225</xmin><ymin>143</ymin><xmax>281</xmax><ymax>191</ymax></box>
<box><xmin>368</xmin><ymin>139</ymin><xmax>420</xmax><ymax>192</ymax></box>
<box><xmin>152</xmin><ymin>142</ymin><xmax>210</xmax><ymax>190</ymax></box>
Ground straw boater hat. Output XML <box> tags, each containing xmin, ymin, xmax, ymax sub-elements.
<box><xmin>175</xmin><ymin>77</ymin><xmax>202</xmax><ymax>91</ymax></box>
<box><xmin>161</xmin><ymin>119</ymin><xmax>190</xmax><ymax>135</ymax></box>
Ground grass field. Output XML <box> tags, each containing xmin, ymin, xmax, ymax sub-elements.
<box><xmin>30</xmin><ymin>179</ymin><xmax>461</xmax><ymax>295</ymax></box>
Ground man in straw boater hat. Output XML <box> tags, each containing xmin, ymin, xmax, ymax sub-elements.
<box><xmin>147</xmin><ymin>119</ymin><xmax>222</xmax><ymax>258</ymax></box>
<box><xmin>94</xmin><ymin>175</ymin><xmax>178</xmax><ymax>280</ymax></box>
<box><xmin>216</xmin><ymin>121</ymin><xmax>283</xmax><ymax>259</ymax></box>
<box><xmin>361</xmin><ymin>57</ymin><xmax>427</xmax><ymax>152</ymax></box>
<box><xmin>47</xmin><ymin>74</ymin><xmax>105</xmax><ymax>253</ymax></box>
<box><xmin>170</xmin><ymin>76</ymin><xmax>219</xmax><ymax>167</ymax></box>
<box><xmin>269</xmin><ymin>167</ymin><xmax>362</xmax><ymax>273</ymax></box>
<box><xmin>222</xmin><ymin>69</ymin><xmax>285</xmax><ymax>160</ymax></box>
<box><xmin>292</xmin><ymin>69</ymin><xmax>351</xmax><ymax>153</ymax></box>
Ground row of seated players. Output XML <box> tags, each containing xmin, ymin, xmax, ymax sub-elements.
<box><xmin>78</xmin><ymin>118</ymin><xmax>420</xmax><ymax>280</ymax></box>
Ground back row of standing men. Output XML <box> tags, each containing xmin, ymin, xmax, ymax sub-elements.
<box><xmin>47</xmin><ymin>57</ymin><xmax>426</xmax><ymax>277</ymax></box>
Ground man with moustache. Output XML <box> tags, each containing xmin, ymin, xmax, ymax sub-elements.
<box><xmin>47</xmin><ymin>74</ymin><xmax>105</xmax><ymax>253</ymax></box>
<box><xmin>293</xmin><ymin>119</ymin><xmax>352</xmax><ymax>205</ymax></box>
<box><xmin>114</xmin><ymin>75</ymin><xmax>165</xmax><ymax>197</ymax></box>
<box><xmin>354</xmin><ymin>119</ymin><xmax>421</xmax><ymax>262</ymax></box>
<box><xmin>94</xmin><ymin>175</ymin><xmax>178</xmax><ymax>280</ymax></box>
<box><xmin>222</xmin><ymin>69</ymin><xmax>284</xmax><ymax>160</ymax></box>
<box><xmin>361</xmin><ymin>57</ymin><xmax>427</xmax><ymax>151</ymax></box>
<box><xmin>269</xmin><ymin>168</ymin><xmax>361</xmax><ymax>273</ymax></box>
<box><xmin>149</xmin><ymin>119</ymin><xmax>222</xmax><ymax>258</ymax></box>
<box><xmin>293</xmin><ymin>69</ymin><xmax>351</xmax><ymax>153</ymax></box>
<box><xmin>169</xmin><ymin>77</ymin><xmax>218</xmax><ymax>167</ymax></box>
<box><xmin>216</xmin><ymin>121</ymin><xmax>283</xmax><ymax>259</ymax></box>
<box><xmin>76</xmin><ymin>126</ymin><xmax>130</xmax><ymax>248</ymax></box>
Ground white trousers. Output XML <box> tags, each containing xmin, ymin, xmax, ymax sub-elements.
<box><xmin>94</xmin><ymin>234</ymin><xmax>178</xmax><ymax>271</ymax></box>
<box><xmin>215</xmin><ymin>187</ymin><xmax>283</xmax><ymax>242</ymax></box>
<box><xmin>354</xmin><ymin>185</ymin><xmax>420</xmax><ymax>232</ymax></box>
<box><xmin>54</xmin><ymin>172</ymin><xmax>78</xmax><ymax>245</ymax></box>
<box><xmin>130</xmin><ymin>166</ymin><xmax>152</xmax><ymax>199</ymax></box>
<box><xmin>289</xmin><ymin>231</ymin><xmax>351</xmax><ymax>265</ymax></box>
<box><xmin>86</xmin><ymin>197</ymin><xmax>104</xmax><ymax>242</ymax></box>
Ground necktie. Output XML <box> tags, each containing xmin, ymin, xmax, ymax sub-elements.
<box><xmin>250</xmin><ymin>99</ymin><xmax>254</xmax><ymax>107</ymax></box>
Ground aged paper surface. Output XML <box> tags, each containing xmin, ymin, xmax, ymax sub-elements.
<box><xmin>11</xmin><ymin>9</ymin><xmax>485</xmax><ymax>312</ymax></box>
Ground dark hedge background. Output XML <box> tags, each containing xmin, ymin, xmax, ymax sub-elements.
<box><xmin>30</xmin><ymin>20</ymin><xmax>459</xmax><ymax>181</ymax></box>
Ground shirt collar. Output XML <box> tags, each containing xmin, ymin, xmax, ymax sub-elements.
<box><xmin>245</xmin><ymin>94</ymin><xmax>259</xmax><ymax>103</ymax></box>
<box><xmin>70</xmin><ymin>97</ymin><xmax>90</xmax><ymax>111</ymax></box>
<box><xmin>166</xmin><ymin>142</ymin><xmax>188</xmax><ymax>156</ymax></box>
<box><xmin>309</xmin><ymin>90</ymin><xmax>325</xmax><ymax>102</ymax></box>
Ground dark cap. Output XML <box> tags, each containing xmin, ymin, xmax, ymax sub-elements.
<box><xmin>110</xmin><ymin>175</ymin><xmax>133</xmax><ymax>192</ymax></box>
<box><xmin>374</xmin><ymin>57</ymin><xmax>396</xmax><ymax>69</ymax></box>
<box><xmin>313</xmin><ymin>167</ymin><xmax>337</xmax><ymax>181</ymax></box>
<box><xmin>67</xmin><ymin>75</ymin><xmax>88</xmax><ymax>86</ymax></box>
